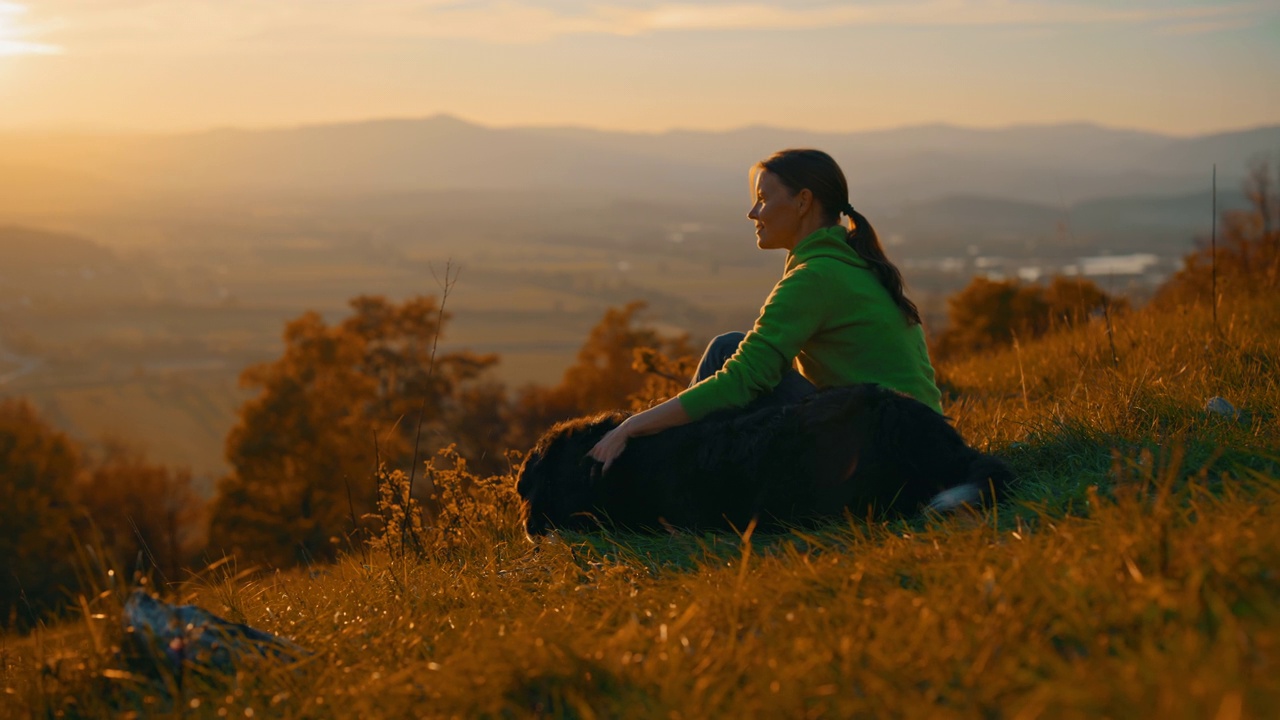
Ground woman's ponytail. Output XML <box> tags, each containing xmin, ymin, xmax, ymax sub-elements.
<box><xmin>845</xmin><ymin>208</ymin><xmax>922</xmax><ymax>326</ymax></box>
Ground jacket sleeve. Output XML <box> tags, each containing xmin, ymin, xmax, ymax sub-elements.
<box><xmin>677</xmin><ymin>261</ymin><xmax>830</xmax><ymax>421</ymax></box>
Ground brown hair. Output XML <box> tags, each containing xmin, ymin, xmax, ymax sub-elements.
<box><xmin>756</xmin><ymin>148</ymin><xmax>921</xmax><ymax>326</ymax></box>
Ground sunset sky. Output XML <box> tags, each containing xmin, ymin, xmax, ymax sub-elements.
<box><xmin>1</xmin><ymin>0</ymin><xmax>1278</xmax><ymax>135</ymax></box>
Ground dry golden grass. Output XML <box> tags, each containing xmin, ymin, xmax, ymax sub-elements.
<box><xmin>3</xmin><ymin>296</ymin><xmax>1279</xmax><ymax>718</ymax></box>
<box><xmin>942</xmin><ymin>297</ymin><xmax>1278</xmax><ymax>451</ymax></box>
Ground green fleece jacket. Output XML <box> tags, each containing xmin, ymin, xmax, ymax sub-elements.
<box><xmin>676</xmin><ymin>226</ymin><xmax>943</xmax><ymax>420</ymax></box>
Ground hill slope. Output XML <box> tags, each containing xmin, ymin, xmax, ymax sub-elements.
<box><xmin>3</xmin><ymin>295</ymin><xmax>1279</xmax><ymax>717</ymax></box>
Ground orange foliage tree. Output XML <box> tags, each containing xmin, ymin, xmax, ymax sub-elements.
<box><xmin>934</xmin><ymin>276</ymin><xmax>1125</xmax><ymax>360</ymax></box>
<box><xmin>0</xmin><ymin>399</ymin><xmax>81</xmax><ymax>629</ymax></box>
<box><xmin>75</xmin><ymin>440</ymin><xmax>207</xmax><ymax>583</ymax></box>
<box><xmin>208</xmin><ymin>295</ymin><xmax>498</xmax><ymax>568</ymax></box>
<box><xmin>1156</xmin><ymin>156</ymin><xmax>1280</xmax><ymax>306</ymax></box>
<box><xmin>504</xmin><ymin>301</ymin><xmax>698</xmax><ymax>454</ymax></box>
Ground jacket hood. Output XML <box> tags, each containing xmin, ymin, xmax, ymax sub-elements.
<box><xmin>785</xmin><ymin>226</ymin><xmax>868</xmax><ymax>273</ymax></box>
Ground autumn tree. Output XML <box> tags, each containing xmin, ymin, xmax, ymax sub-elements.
<box><xmin>934</xmin><ymin>276</ymin><xmax>1125</xmax><ymax>360</ymax></box>
<box><xmin>1039</xmin><ymin>276</ymin><xmax>1120</xmax><ymax>327</ymax></box>
<box><xmin>75</xmin><ymin>440</ymin><xmax>207</xmax><ymax>583</ymax></box>
<box><xmin>0</xmin><ymin>399</ymin><xmax>81</xmax><ymax>629</ymax></box>
<box><xmin>208</xmin><ymin>294</ymin><xmax>498</xmax><ymax>569</ymax></box>
<box><xmin>1156</xmin><ymin>155</ymin><xmax>1280</xmax><ymax>306</ymax></box>
<box><xmin>504</xmin><ymin>301</ymin><xmax>698</xmax><ymax>453</ymax></box>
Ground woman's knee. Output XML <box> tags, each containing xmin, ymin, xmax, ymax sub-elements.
<box><xmin>708</xmin><ymin>332</ymin><xmax>746</xmax><ymax>354</ymax></box>
<box><xmin>691</xmin><ymin>332</ymin><xmax>747</xmax><ymax>386</ymax></box>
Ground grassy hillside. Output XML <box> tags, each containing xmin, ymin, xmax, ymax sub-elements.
<box><xmin>3</xmin><ymin>296</ymin><xmax>1278</xmax><ymax>718</ymax></box>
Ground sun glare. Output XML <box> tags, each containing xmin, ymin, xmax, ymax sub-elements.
<box><xmin>0</xmin><ymin>1</ymin><xmax>59</xmax><ymax>56</ymax></box>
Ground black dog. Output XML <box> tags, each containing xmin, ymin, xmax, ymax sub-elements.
<box><xmin>516</xmin><ymin>384</ymin><xmax>1014</xmax><ymax>536</ymax></box>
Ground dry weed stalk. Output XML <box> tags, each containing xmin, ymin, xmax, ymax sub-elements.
<box><xmin>403</xmin><ymin>260</ymin><xmax>460</xmax><ymax>555</ymax></box>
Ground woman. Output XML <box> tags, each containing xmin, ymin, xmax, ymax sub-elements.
<box><xmin>589</xmin><ymin>149</ymin><xmax>942</xmax><ymax>471</ymax></box>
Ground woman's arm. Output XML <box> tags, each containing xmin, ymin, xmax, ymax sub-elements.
<box><xmin>587</xmin><ymin>396</ymin><xmax>691</xmax><ymax>472</ymax></box>
<box><xmin>675</xmin><ymin>261</ymin><xmax>829</xmax><ymax>421</ymax></box>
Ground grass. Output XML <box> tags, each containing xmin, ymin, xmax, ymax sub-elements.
<box><xmin>3</xmin><ymin>295</ymin><xmax>1279</xmax><ymax>718</ymax></box>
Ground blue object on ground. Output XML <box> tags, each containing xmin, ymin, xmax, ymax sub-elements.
<box><xmin>122</xmin><ymin>590</ymin><xmax>309</xmax><ymax>675</ymax></box>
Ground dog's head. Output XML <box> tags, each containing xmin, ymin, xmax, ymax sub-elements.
<box><xmin>516</xmin><ymin>412</ymin><xmax>626</xmax><ymax>537</ymax></box>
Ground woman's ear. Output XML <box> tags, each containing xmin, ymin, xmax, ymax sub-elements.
<box><xmin>795</xmin><ymin>187</ymin><xmax>814</xmax><ymax>216</ymax></box>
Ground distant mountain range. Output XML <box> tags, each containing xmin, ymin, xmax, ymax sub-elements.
<box><xmin>1</xmin><ymin>116</ymin><xmax>1276</xmax><ymax>213</ymax></box>
<box><xmin>0</xmin><ymin>225</ymin><xmax>114</xmax><ymax>270</ymax></box>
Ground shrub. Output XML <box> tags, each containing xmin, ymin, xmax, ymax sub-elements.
<box><xmin>1155</xmin><ymin>155</ymin><xmax>1280</xmax><ymax>307</ymax></box>
<box><xmin>365</xmin><ymin>445</ymin><xmax>525</xmax><ymax>557</ymax></box>
<box><xmin>933</xmin><ymin>275</ymin><xmax>1124</xmax><ymax>360</ymax></box>
<box><xmin>0</xmin><ymin>399</ymin><xmax>81</xmax><ymax>628</ymax></box>
<box><xmin>75</xmin><ymin>440</ymin><xmax>207</xmax><ymax>583</ymax></box>
<box><xmin>208</xmin><ymin>295</ymin><xmax>499</xmax><ymax>569</ymax></box>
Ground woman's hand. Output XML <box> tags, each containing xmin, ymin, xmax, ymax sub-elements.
<box><xmin>586</xmin><ymin>398</ymin><xmax>692</xmax><ymax>474</ymax></box>
<box><xmin>588</xmin><ymin>421</ymin><xmax>632</xmax><ymax>473</ymax></box>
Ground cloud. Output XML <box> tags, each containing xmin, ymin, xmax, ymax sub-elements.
<box><xmin>1155</xmin><ymin>17</ymin><xmax>1257</xmax><ymax>36</ymax></box>
<box><xmin>608</xmin><ymin>1</ymin><xmax>1263</xmax><ymax>33</ymax></box>
<box><xmin>0</xmin><ymin>40</ymin><xmax>60</xmax><ymax>55</ymax></box>
<box><xmin>20</xmin><ymin>0</ymin><xmax>1269</xmax><ymax>51</ymax></box>
<box><xmin>0</xmin><ymin>1</ymin><xmax>61</xmax><ymax>55</ymax></box>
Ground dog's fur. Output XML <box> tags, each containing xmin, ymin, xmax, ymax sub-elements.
<box><xmin>516</xmin><ymin>384</ymin><xmax>1014</xmax><ymax>536</ymax></box>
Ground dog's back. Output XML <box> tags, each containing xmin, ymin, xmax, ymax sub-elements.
<box><xmin>517</xmin><ymin>385</ymin><xmax>1015</xmax><ymax>535</ymax></box>
<box><xmin>854</xmin><ymin>385</ymin><xmax>1014</xmax><ymax>514</ymax></box>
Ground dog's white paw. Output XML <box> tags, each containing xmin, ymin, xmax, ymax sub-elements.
<box><xmin>926</xmin><ymin>483</ymin><xmax>982</xmax><ymax>513</ymax></box>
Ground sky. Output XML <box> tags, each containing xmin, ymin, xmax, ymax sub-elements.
<box><xmin>1</xmin><ymin>0</ymin><xmax>1279</xmax><ymax>136</ymax></box>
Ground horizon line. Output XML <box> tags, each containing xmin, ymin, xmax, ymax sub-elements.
<box><xmin>2</xmin><ymin>113</ymin><xmax>1278</xmax><ymax>140</ymax></box>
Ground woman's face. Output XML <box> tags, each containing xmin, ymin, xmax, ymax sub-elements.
<box><xmin>748</xmin><ymin>170</ymin><xmax>805</xmax><ymax>250</ymax></box>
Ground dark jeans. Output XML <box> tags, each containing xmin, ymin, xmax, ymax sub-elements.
<box><xmin>690</xmin><ymin>332</ymin><xmax>816</xmax><ymax>409</ymax></box>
